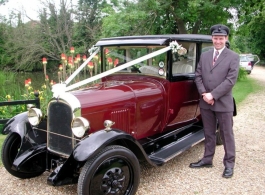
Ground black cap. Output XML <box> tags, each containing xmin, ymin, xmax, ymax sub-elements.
<box><xmin>210</xmin><ymin>24</ymin><xmax>229</xmax><ymax>36</ymax></box>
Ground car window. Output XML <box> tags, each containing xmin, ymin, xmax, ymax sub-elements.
<box><xmin>101</xmin><ymin>46</ymin><xmax>167</xmax><ymax>76</ymax></box>
<box><xmin>172</xmin><ymin>42</ymin><xmax>196</xmax><ymax>75</ymax></box>
<box><xmin>240</xmin><ymin>56</ymin><xmax>249</xmax><ymax>62</ymax></box>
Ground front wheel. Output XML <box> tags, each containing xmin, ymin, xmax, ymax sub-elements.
<box><xmin>78</xmin><ymin>145</ymin><xmax>140</xmax><ymax>195</ymax></box>
<box><xmin>1</xmin><ymin>133</ymin><xmax>44</xmax><ymax>179</ymax></box>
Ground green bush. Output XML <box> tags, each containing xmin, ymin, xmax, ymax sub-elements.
<box><xmin>237</xmin><ymin>67</ymin><xmax>247</xmax><ymax>81</ymax></box>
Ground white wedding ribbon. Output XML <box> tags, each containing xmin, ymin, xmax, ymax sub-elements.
<box><xmin>52</xmin><ymin>41</ymin><xmax>184</xmax><ymax>94</ymax></box>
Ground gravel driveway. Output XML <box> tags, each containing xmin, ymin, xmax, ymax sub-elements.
<box><xmin>1</xmin><ymin>66</ymin><xmax>265</xmax><ymax>195</ymax></box>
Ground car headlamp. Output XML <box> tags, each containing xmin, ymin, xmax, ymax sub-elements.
<box><xmin>71</xmin><ymin>117</ymin><xmax>90</xmax><ymax>138</ymax></box>
<box><xmin>28</xmin><ymin>108</ymin><xmax>42</xmax><ymax>126</ymax></box>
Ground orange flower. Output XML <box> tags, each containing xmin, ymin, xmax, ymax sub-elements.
<box><xmin>87</xmin><ymin>61</ymin><xmax>94</xmax><ymax>69</ymax></box>
<box><xmin>50</xmin><ymin>80</ymin><xmax>54</xmax><ymax>85</ymax></box>
<box><xmin>45</xmin><ymin>75</ymin><xmax>49</xmax><ymax>81</ymax></box>
<box><xmin>114</xmin><ymin>59</ymin><xmax>119</xmax><ymax>67</ymax></box>
<box><xmin>68</xmin><ymin>57</ymin><xmax>73</xmax><ymax>66</ymax></box>
<box><xmin>59</xmin><ymin>64</ymin><xmax>63</xmax><ymax>71</ymax></box>
<box><xmin>76</xmin><ymin>54</ymin><xmax>80</xmax><ymax>61</ymax></box>
<box><xmin>108</xmin><ymin>58</ymin><xmax>113</xmax><ymax>65</ymax></box>
<box><xmin>42</xmin><ymin>57</ymin><xmax>47</xmax><ymax>64</ymax></box>
<box><xmin>25</xmin><ymin>79</ymin><xmax>29</xmax><ymax>87</ymax></box>
<box><xmin>74</xmin><ymin>57</ymin><xmax>78</xmax><ymax>64</ymax></box>
<box><xmin>61</xmin><ymin>53</ymin><xmax>66</xmax><ymax>60</ymax></box>
<box><xmin>27</xmin><ymin>78</ymin><xmax>31</xmax><ymax>85</ymax></box>
<box><xmin>82</xmin><ymin>55</ymin><xmax>87</xmax><ymax>61</ymax></box>
<box><xmin>105</xmin><ymin>48</ymin><xmax>109</xmax><ymax>55</ymax></box>
<box><xmin>70</xmin><ymin>47</ymin><xmax>75</xmax><ymax>54</ymax></box>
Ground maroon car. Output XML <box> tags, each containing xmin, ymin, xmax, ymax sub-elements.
<box><xmin>1</xmin><ymin>34</ymin><xmax>223</xmax><ymax>195</ymax></box>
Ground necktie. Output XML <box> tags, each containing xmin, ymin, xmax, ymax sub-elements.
<box><xmin>213</xmin><ymin>50</ymin><xmax>219</xmax><ymax>65</ymax></box>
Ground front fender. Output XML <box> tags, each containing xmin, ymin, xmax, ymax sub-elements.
<box><xmin>73</xmin><ymin>129</ymin><xmax>153</xmax><ymax>165</ymax></box>
<box><xmin>2</xmin><ymin>112</ymin><xmax>47</xmax><ymax>163</ymax></box>
<box><xmin>2</xmin><ymin>112</ymin><xmax>29</xmax><ymax>137</ymax></box>
<box><xmin>12</xmin><ymin>143</ymin><xmax>46</xmax><ymax>173</ymax></box>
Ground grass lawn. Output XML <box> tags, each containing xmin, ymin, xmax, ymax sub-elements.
<box><xmin>233</xmin><ymin>77</ymin><xmax>262</xmax><ymax>104</ymax></box>
<box><xmin>0</xmin><ymin>134</ymin><xmax>7</xmax><ymax>166</ymax></box>
<box><xmin>0</xmin><ymin>76</ymin><xmax>262</xmax><ymax>167</ymax></box>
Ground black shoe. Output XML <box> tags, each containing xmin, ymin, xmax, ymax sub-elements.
<box><xmin>189</xmin><ymin>160</ymin><xmax>213</xmax><ymax>168</ymax></box>
<box><xmin>222</xmin><ymin>168</ymin><xmax>233</xmax><ymax>178</ymax></box>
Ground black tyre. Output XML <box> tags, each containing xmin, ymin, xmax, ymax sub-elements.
<box><xmin>78</xmin><ymin>145</ymin><xmax>140</xmax><ymax>195</ymax></box>
<box><xmin>1</xmin><ymin>133</ymin><xmax>44</xmax><ymax>179</ymax></box>
<box><xmin>216</xmin><ymin>125</ymin><xmax>223</xmax><ymax>145</ymax></box>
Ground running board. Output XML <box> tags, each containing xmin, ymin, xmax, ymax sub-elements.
<box><xmin>148</xmin><ymin>130</ymin><xmax>204</xmax><ymax>166</ymax></box>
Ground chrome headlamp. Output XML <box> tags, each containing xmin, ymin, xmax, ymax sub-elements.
<box><xmin>28</xmin><ymin>108</ymin><xmax>42</xmax><ymax>126</ymax></box>
<box><xmin>71</xmin><ymin>117</ymin><xmax>90</xmax><ymax>138</ymax></box>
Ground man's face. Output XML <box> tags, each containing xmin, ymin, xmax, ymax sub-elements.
<box><xmin>212</xmin><ymin>35</ymin><xmax>228</xmax><ymax>50</ymax></box>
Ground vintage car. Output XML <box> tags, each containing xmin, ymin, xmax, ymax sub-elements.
<box><xmin>1</xmin><ymin>34</ymin><xmax>223</xmax><ymax>195</ymax></box>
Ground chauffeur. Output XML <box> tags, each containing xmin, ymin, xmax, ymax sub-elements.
<box><xmin>190</xmin><ymin>24</ymin><xmax>239</xmax><ymax>178</ymax></box>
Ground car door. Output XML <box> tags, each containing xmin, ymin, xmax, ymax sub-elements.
<box><xmin>166</xmin><ymin>42</ymin><xmax>200</xmax><ymax>130</ymax></box>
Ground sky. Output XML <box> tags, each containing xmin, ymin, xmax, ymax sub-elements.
<box><xmin>0</xmin><ymin>0</ymin><xmax>77</xmax><ymax>21</ymax></box>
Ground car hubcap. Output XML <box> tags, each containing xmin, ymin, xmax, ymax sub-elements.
<box><xmin>90</xmin><ymin>157</ymin><xmax>133</xmax><ymax>195</ymax></box>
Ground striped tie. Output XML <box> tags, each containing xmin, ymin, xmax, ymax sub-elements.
<box><xmin>213</xmin><ymin>50</ymin><xmax>219</xmax><ymax>65</ymax></box>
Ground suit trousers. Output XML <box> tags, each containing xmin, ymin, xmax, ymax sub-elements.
<box><xmin>200</xmin><ymin>108</ymin><xmax>235</xmax><ymax>168</ymax></box>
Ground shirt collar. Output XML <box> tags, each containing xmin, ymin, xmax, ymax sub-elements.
<box><xmin>214</xmin><ymin>46</ymin><xmax>225</xmax><ymax>55</ymax></box>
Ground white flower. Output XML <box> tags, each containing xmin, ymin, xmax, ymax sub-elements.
<box><xmin>88</xmin><ymin>45</ymin><xmax>99</xmax><ymax>55</ymax></box>
<box><xmin>178</xmin><ymin>47</ymin><xmax>187</xmax><ymax>55</ymax></box>
<box><xmin>169</xmin><ymin>41</ymin><xmax>187</xmax><ymax>55</ymax></box>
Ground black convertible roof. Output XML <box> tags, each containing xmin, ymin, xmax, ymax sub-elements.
<box><xmin>95</xmin><ymin>34</ymin><xmax>212</xmax><ymax>46</ymax></box>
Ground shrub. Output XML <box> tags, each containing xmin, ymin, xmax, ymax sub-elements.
<box><xmin>237</xmin><ymin>67</ymin><xmax>247</xmax><ymax>81</ymax></box>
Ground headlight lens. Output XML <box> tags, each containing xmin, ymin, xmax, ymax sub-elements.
<box><xmin>71</xmin><ymin>117</ymin><xmax>90</xmax><ymax>138</ymax></box>
<box><xmin>28</xmin><ymin>108</ymin><xmax>42</xmax><ymax>126</ymax></box>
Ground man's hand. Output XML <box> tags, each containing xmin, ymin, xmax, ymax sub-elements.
<box><xmin>202</xmin><ymin>93</ymin><xmax>214</xmax><ymax>105</ymax></box>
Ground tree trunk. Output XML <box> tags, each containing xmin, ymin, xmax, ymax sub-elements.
<box><xmin>176</xmin><ymin>19</ymin><xmax>187</xmax><ymax>34</ymax></box>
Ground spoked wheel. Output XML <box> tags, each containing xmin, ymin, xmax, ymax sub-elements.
<box><xmin>1</xmin><ymin>133</ymin><xmax>44</xmax><ymax>178</ymax></box>
<box><xmin>78</xmin><ymin>145</ymin><xmax>140</xmax><ymax>195</ymax></box>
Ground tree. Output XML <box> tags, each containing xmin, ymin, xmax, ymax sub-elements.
<box><xmin>236</xmin><ymin>0</ymin><xmax>265</xmax><ymax>59</ymax></box>
<box><xmin>2</xmin><ymin>0</ymin><xmax>75</xmax><ymax>70</ymax></box>
<box><xmin>0</xmin><ymin>0</ymin><xmax>8</xmax><ymax>5</ymax></box>
<box><xmin>101</xmin><ymin>0</ymin><xmax>243</xmax><ymax>37</ymax></box>
<box><xmin>74</xmin><ymin>0</ymin><xmax>111</xmax><ymax>50</ymax></box>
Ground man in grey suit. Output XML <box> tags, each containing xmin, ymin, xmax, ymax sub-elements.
<box><xmin>189</xmin><ymin>24</ymin><xmax>239</xmax><ymax>178</ymax></box>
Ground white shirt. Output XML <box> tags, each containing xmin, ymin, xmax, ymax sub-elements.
<box><xmin>213</xmin><ymin>46</ymin><xmax>225</xmax><ymax>59</ymax></box>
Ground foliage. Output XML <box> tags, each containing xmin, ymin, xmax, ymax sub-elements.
<box><xmin>74</xmin><ymin>0</ymin><xmax>110</xmax><ymax>48</ymax></box>
<box><xmin>0</xmin><ymin>134</ymin><xmax>7</xmax><ymax>166</ymax></box>
<box><xmin>1</xmin><ymin>0</ymin><xmax>76</xmax><ymax>71</ymax></box>
<box><xmin>0</xmin><ymin>0</ymin><xmax>264</xmax><ymax>71</ymax></box>
<box><xmin>0</xmin><ymin>71</ymin><xmax>53</xmax><ymax>120</ymax></box>
<box><xmin>0</xmin><ymin>0</ymin><xmax>8</xmax><ymax>5</ymax></box>
<box><xmin>233</xmin><ymin>76</ymin><xmax>262</xmax><ymax>104</ymax></box>
<box><xmin>101</xmin><ymin>0</ymin><xmax>242</xmax><ymax>37</ymax></box>
<box><xmin>237</xmin><ymin>67</ymin><xmax>248</xmax><ymax>81</ymax></box>
<box><xmin>236</xmin><ymin>0</ymin><xmax>265</xmax><ymax>60</ymax></box>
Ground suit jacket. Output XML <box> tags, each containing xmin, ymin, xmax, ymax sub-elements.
<box><xmin>195</xmin><ymin>47</ymin><xmax>239</xmax><ymax>112</ymax></box>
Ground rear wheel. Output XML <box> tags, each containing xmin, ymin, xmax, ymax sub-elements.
<box><xmin>78</xmin><ymin>145</ymin><xmax>140</xmax><ymax>195</ymax></box>
<box><xmin>1</xmin><ymin>133</ymin><xmax>44</xmax><ymax>178</ymax></box>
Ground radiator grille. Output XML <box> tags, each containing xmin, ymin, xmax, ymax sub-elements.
<box><xmin>47</xmin><ymin>100</ymin><xmax>74</xmax><ymax>157</ymax></box>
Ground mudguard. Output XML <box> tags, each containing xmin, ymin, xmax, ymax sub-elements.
<box><xmin>2</xmin><ymin>112</ymin><xmax>48</xmax><ymax>174</ymax></box>
<box><xmin>2</xmin><ymin>112</ymin><xmax>47</xmax><ymax>144</ymax></box>
<box><xmin>2</xmin><ymin>112</ymin><xmax>29</xmax><ymax>137</ymax></box>
<box><xmin>12</xmin><ymin>143</ymin><xmax>46</xmax><ymax>173</ymax></box>
<box><xmin>73</xmin><ymin>129</ymin><xmax>155</xmax><ymax>165</ymax></box>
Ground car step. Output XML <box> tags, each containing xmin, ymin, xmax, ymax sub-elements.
<box><xmin>148</xmin><ymin>130</ymin><xmax>204</xmax><ymax>166</ymax></box>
